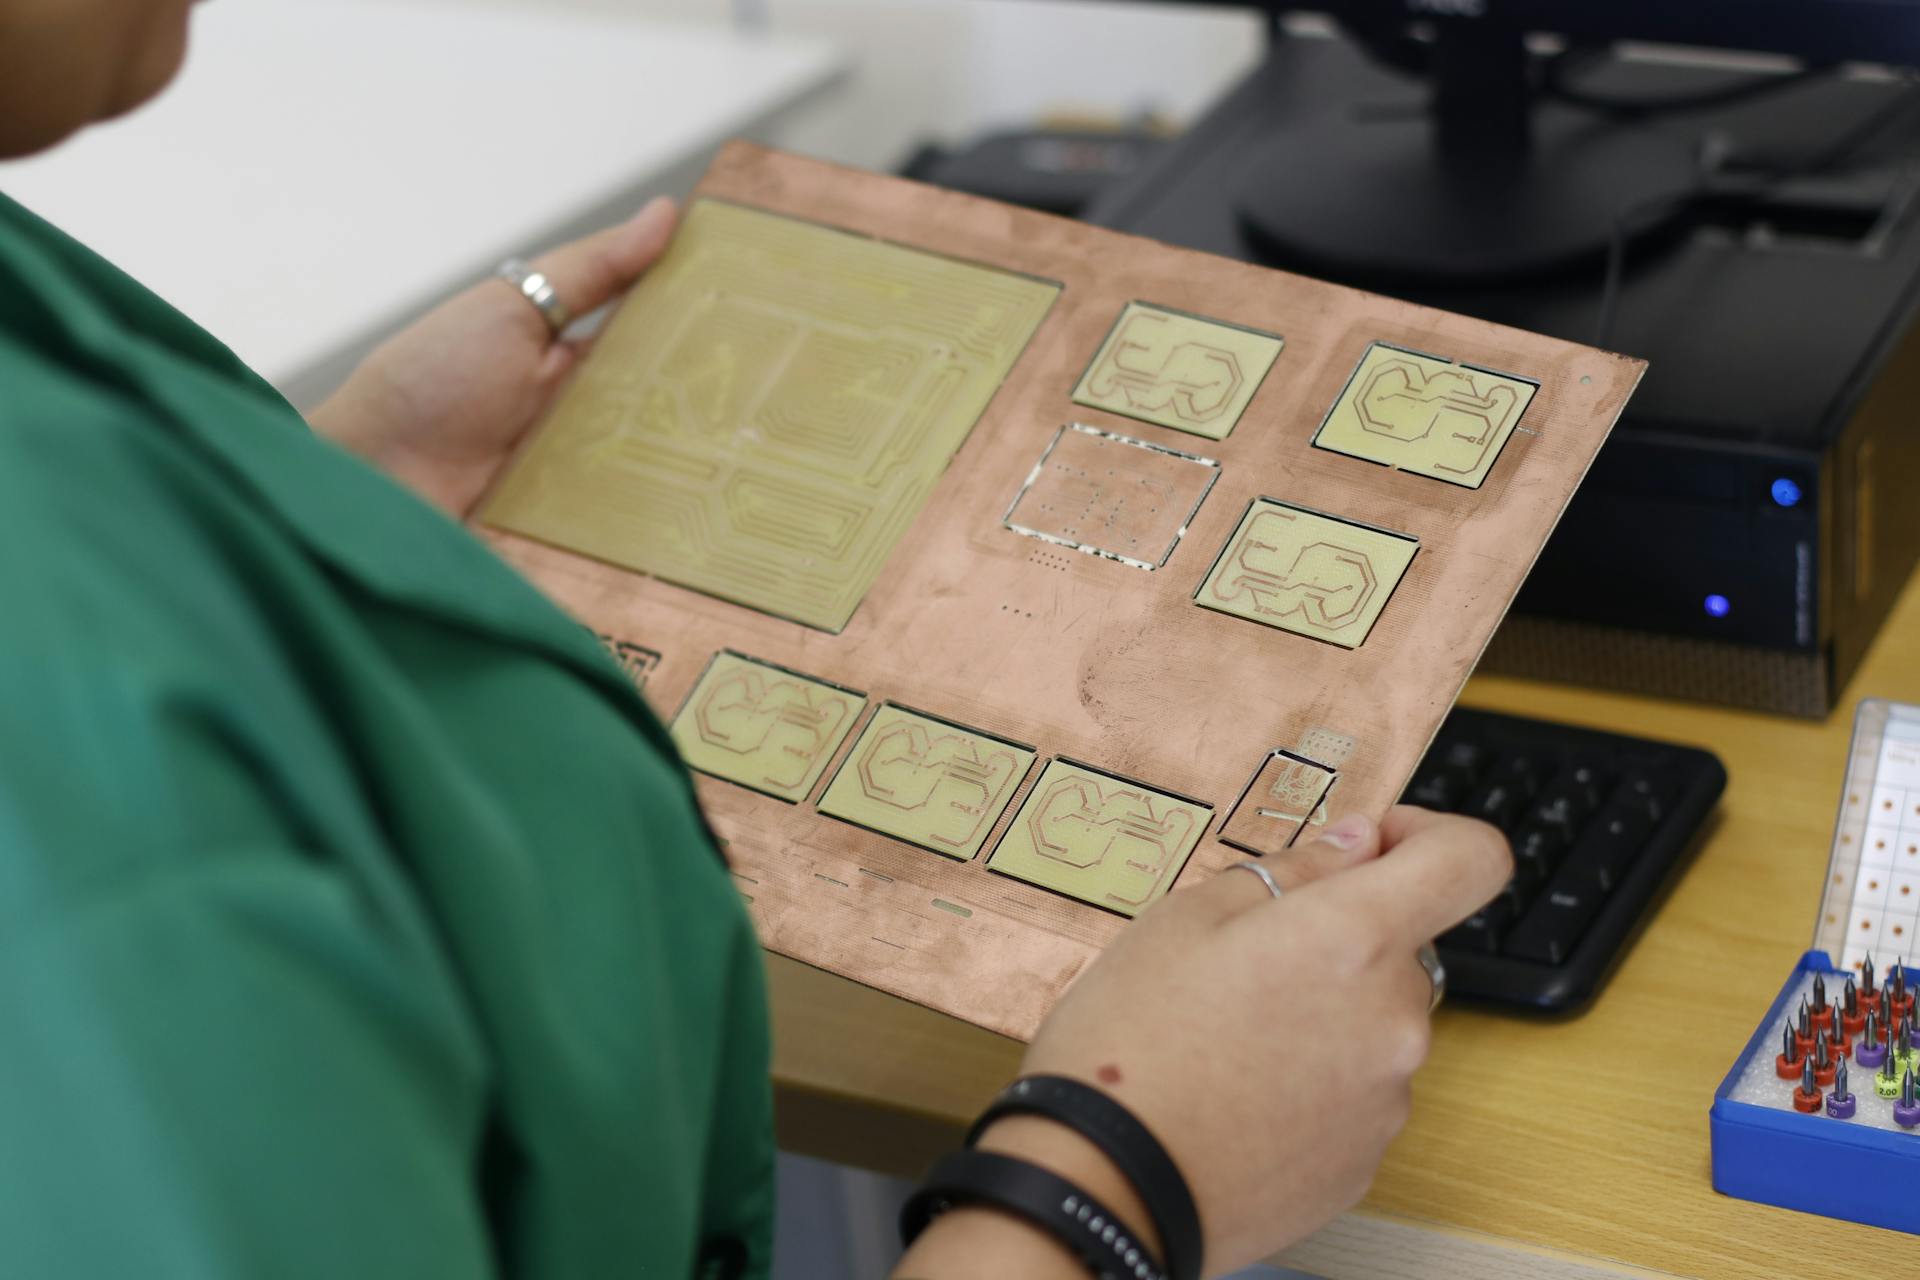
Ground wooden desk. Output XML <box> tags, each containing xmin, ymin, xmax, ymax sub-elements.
<box><xmin>769</xmin><ymin>572</ymin><xmax>1920</xmax><ymax>1279</ymax></box>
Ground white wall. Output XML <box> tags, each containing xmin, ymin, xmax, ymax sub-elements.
<box><xmin>465</xmin><ymin>0</ymin><xmax>1266</xmax><ymax>170</ymax></box>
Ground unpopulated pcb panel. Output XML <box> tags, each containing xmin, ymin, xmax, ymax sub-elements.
<box><xmin>478</xmin><ymin>143</ymin><xmax>1643</xmax><ymax>1040</ymax></box>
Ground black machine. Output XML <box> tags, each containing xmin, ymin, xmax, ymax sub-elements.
<box><xmin>1060</xmin><ymin>1</ymin><xmax>1920</xmax><ymax>716</ymax></box>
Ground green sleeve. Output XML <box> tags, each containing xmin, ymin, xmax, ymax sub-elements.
<box><xmin>0</xmin><ymin>657</ymin><xmax>498</xmax><ymax>1280</ymax></box>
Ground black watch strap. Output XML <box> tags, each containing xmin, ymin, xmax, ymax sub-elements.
<box><xmin>966</xmin><ymin>1075</ymin><xmax>1203</xmax><ymax>1280</ymax></box>
<box><xmin>899</xmin><ymin>1148</ymin><xmax>1167</xmax><ymax>1280</ymax></box>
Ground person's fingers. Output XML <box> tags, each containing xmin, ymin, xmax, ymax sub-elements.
<box><xmin>1380</xmin><ymin>803</ymin><xmax>1458</xmax><ymax>848</ymax></box>
<box><xmin>528</xmin><ymin>196</ymin><xmax>679</xmax><ymax>324</ymax></box>
<box><xmin>1306</xmin><ymin>811</ymin><xmax>1511</xmax><ymax>946</ymax></box>
<box><xmin>1271</xmin><ymin>812</ymin><xmax>1383</xmax><ymax>887</ymax></box>
<box><xmin>1158</xmin><ymin>812</ymin><xmax>1382</xmax><ymax>928</ymax></box>
<box><xmin>536</xmin><ymin>339</ymin><xmax>583</xmax><ymax>384</ymax></box>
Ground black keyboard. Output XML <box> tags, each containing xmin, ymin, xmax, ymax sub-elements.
<box><xmin>1407</xmin><ymin>708</ymin><xmax>1726</xmax><ymax>1013</ymax></box>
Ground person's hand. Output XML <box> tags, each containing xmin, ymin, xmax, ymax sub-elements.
<box><xmin>307</xmin><ymin>197</ymin><xmax>679</xmax><ymax>516</ymax></box>
<box><xmin>894</xmin><ymin>806</ymin><xmax>1509</xmax><ymax>1279</ymax></box>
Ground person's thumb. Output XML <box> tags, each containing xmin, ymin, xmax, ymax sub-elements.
<box><xmin>525</xmin><ymin>196</ymin><xmax>679</xmax><ymax>331</ymax></box>
<box><xmin>1157</xmin><ymin>812</ymin><xmax>1382</xmax><ymax>929</ymax></box>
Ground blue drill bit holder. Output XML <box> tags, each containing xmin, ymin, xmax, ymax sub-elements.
<box><xmin>1709</xmin><ymin>951</ymin><xmax>1919</xmax><ymax>1234</ymax></box>
<box><xmin>1710</xmin><ymin>704</ymin><xmax>1920</xmax><ymax>1233</ymax></box>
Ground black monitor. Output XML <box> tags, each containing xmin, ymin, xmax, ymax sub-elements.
<box><xmin>1323</xmin><ymin>0</ymin><xmax>1920</xmax><ymax>65</ymax></box>
<box><xmin>1205</xmin><ymin>2</ymin><xmax>1920</xmax><ymax>280</ymax></box>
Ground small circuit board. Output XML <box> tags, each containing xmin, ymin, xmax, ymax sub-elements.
<box><xmin>478</xmin><ymin>143</ymin><xmax>1642</xmax><ymax>1039</ymax></box>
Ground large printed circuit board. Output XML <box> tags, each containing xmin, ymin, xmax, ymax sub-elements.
<box><xmin>479</xmin><ymin>142</ymin><xmax>1643</xmax><ymax>1039</ymax></box>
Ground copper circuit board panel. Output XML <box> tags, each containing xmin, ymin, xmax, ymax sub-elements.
<box><xmin>479</xmin><ymin>142</ymin><xmax>1644</xmax><ymax>1040</ymax></box>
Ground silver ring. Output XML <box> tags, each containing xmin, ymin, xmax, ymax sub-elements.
<box><xmin>1225</xmin><ymin>861</ymin><xmax>1283</xmax><ymax>900</ymax></box>
<box><xmin>1419</xmin><ymin>943</ymin><xmax>1446</xmax><ymax>1013</ymax></box>
<box><xmin>495</xmin><ymin>257</ymin><xmax>572</xmax><ymax>337</ymax></box>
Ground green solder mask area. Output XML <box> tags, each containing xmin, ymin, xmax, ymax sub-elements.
<box><xmin>483</xmin><ymin>199</ymin><xmax>1060</xmax><ymax>632</ymax></box>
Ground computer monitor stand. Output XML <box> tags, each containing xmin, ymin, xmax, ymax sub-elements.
<box><xmin>1233</xmin><ymin>27</ymin><xmax>1701</xmax><ymax>281</ymax></box>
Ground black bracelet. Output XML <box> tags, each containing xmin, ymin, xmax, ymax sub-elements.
<box><xmin>966</xmin><ymin>1076</ymin><xmax>1203</xmax><ymax>1280</ymax></box>
<box><xmin>899</xmin><ymin>1149</ymin><xmax>1167</xmax><ymax>1280</ymax></box>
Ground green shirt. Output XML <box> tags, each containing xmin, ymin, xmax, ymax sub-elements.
<box><xmin>0</xmin><ymin>196</ymin><xmax>773</xmax><ymax>1278</ymax></box>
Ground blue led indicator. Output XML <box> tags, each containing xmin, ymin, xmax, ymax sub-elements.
<box><xmin>1704</xmin><ymin>594</ymin><xmax>1731</xmax><ymax>618</ymax></box>
<box><xmin>1770</xmin><ymin>477</ymin><xmax>1803</xmax><ymax>508</ymax></box>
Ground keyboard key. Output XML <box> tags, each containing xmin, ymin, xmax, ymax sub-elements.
<box><xmin>1441</xmin><ymin>906</ymin><xmax>1507</xmax><ymax>954</ymax></box>
<box><xmin>1510</xmin><ymin>824</ymin><xmax>1567</xmax><ymax>882</ymax></box>
<box><xmin>1559</xmin><ymin>805</ymin><xmax>1656</xmax><ymax>894</ymax></box>
<box><xmin>1492</xmin><ymin>876</ymin><xmax>1530</xmax><ymax>919</ymax></box>
<box><xmin>1405</xmin><ymin>768</ymin><xmax>1467</xmax><ymax>811</ymax></box>
<box><xmin>1615</xmin><ymin>773</ymin><xmax>1670</xmax><ymax>823</ymax></box>
<box><xmin>1564</xmin><ymin>762</ymin><xmax>1612</xmax><ymax>809</ymax></box>
<box><xmin>1493</xmin><ymin>751</ymin><xmax>1554</xmax><ymax>795</ymax></box>
<box><xmin>1504</xmin><ymin>883</ymin><xmax>1604</xmax><ymax>965</ymax></box>
<box><xmin>1438</xmin><ymin>741</ymin><xmax>1486</xmax><ymax>776</ymax></box>
<box><xmin>1529</xmin><ymin>785</ymin><xmax>1593</xmax><ymax>841</ymax></box>
<box><xmin>1465</xmin><ymin>779</ymin><xmax>1526</xmax><ymax>831</ymax></box>
<box><xmin>1507</xmin><ymin>850</ymin><xmax>1547</xmax><ymax>903</ymax></box>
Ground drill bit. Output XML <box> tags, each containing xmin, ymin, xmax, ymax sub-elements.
<box><xmin>1845</xmin><ymin>974</ymin><xmax>1860</xmax><ymax>1019</ymax></box>
<box><xmin>1864</xmin><ymin>952</ymin><xmax>1877</xmax><ymax>994</ymax></box>
<box><xmin>1857</xmin><ymin>1009</ymin><xmax>1889</xmax><ymax>1071</ymax></box>
<box><xmin>1794</xmin><ymin>1055</ymin><xmax>1824</xmax><ymax>1111</ymax></box>
<box><xmin>1897</xmin><ymin>957</ymin><xmax>1909</xmax><ymax>1003</ymax></box>
<box><xmin>1899</xmin><ymin>1068</ymin><xmax>1920</xmax><ymax>1128</ymax></box>
<box><xmin>1798</xmin><ymin>1001</ymin><xmax>1812</xmax><ymax>1040</ymax></box>
<box><xmin>1816</xmin><ymin>1034</ymin><xmax>1831</xmax><ymax>1072</ymax></box>
<box><xmin>1828</xmin><ymin>1056</ymin><xmax>1857</xmax><ymax>1119</ymax></box>
<box><xmin>1813</xmin><ymin>972</ymin><xmax>1828</xmax><ymax>1009</ymax></box>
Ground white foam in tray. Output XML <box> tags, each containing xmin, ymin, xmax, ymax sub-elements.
<box><xmin>1726</xmin><ymin>969</ymin><xmax>1918</xmax><ymax>1135</ymax></box>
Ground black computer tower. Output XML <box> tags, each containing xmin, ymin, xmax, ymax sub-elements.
<box><xmin>1085</xmin><ymin>34</ymin><xmax>1920</xmax><ymax>716</ymax></box>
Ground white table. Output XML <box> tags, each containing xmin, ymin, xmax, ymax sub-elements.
<box><xmin>0</xmin><ymin>0</ymin><xmax>843</xmax><ymax>406</ymax></box>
